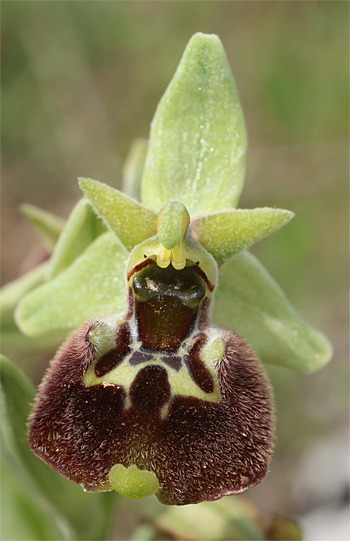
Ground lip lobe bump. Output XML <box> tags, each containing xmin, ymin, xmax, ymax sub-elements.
<box><xmin>95</xmin><ymin>323</ymin><xmax>132</xmax><ymax>377</ymax></box>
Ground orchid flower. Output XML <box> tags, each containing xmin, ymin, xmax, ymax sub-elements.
<box><xmin>1</xmin><ymin>33</ymin><xmax>332</xmax><ymax>510</ymax></box>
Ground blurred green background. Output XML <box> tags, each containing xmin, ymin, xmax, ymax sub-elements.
<box><xmin>1</xmin><ymin>1</ymin><xmax>349</xmax><ymax>540</ymax></box>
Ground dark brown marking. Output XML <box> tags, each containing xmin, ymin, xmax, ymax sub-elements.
<box><xmin>136</xmin><ymin>296</ymin><xmax>196</xmax><ymax>351</ymax></box>
<box><xmin>193</xmin><ymin>264</ymin><xmax>214</xmax><ymax>292</ymax></box>
<box><xmin>198</xmin><ymin>297</ymin><xmax>210</xmax><ymax>330</ymax></box>
<box><xmin>161</xmin><ymin>355</ymin><xmax>182</xmax><ymax>371</ymax></box>
<box><xmin>126</xmin><ymin>287</ymin><xmax>134</xmax><ymax>320</ymax></box>
<box><xmin>129</xmin><ymin>351</ymin><xmax>153</xmax><ymax>366</ymax></box>
<box><xmin>184</xmin><ymin>334</ymin><xmax>214</xmax><ymax>394</ymax></box>
<box><xmin>95</xmin><ymin>322</ymin><xmax>131</xmax><ymax>377</ymax></box>
<box><xmin>127</xmin><ymin>258</ymin><xmax>155</xmax><ymax>282</ymax></box>
<box><xmin>129</xmin><ymin>365</ymin><xmax>171</xmax><ymax>412</ymax></box>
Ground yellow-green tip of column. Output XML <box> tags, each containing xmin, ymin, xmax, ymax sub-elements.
<box><xmin>156</xmin><ymin>201</ymin><xmax>190</xmax><ymax>270</ymax></box>
<box><xmin>109</xmin><ymin>464</ymin><xmax>159</xmax><ymax>499</ymax></box>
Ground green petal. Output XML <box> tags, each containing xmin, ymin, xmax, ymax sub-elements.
<box><xmin>122</xmin><ymin>138</ymin><xmax>148</xmax><ymax>202</ymax></box>
<box><xmin>212</xmin><ymin>251</ymin><xmax>332</xmax><ymax>373</ymax></box>
<box><xmin>16</xmin><ymin>232</ymin><xmax>128</xmax><ymax>336</ymax></box>
<box><xmin>20</xmin><ymin>204</ymin><xmax>65</xmax><ymax>252</ymax></box>
<box><xmin>0</xmin><ymin>355</ymin><xmax>118</xmax><ymax>540</ymax></box>
<box><xmin>192</xmin><ymin>208</ymin><xmax>294</xmax><ymax>265</ymax></box>
<box><xmin>79</xmin><ymin>178</ymin><xmax>157</xmax><ymax>250</ymax></box>
<box><xmin>48</xmin><ymin>197</ymin><xmax>107</xmax><ymax>280</ymax></box>
<box><xmin>141</xmin><ymin>32</ymin><xmax>247</xmax><ymax>217</ymax></box>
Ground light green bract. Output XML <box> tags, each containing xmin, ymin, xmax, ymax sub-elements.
<box><xmin>4</xmin><ymin>32</ymin><xmax>332</xmax><ymax>376</ymax></box>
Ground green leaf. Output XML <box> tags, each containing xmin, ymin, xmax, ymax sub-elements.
<box><xmin>79</xmin><ymin>178</ymin><xmax>157</xmax><ymax>251</ymax></box>
<box><xmin>141</xmin><ymin>32</ymin><xmax>247</xmax><ymax>217</ymax></box>
<box><xmin>1</xmin><ymin>454</ymin><xmax>62</xmax><ymax>541</ymax></box>
<box><xmin>20</xmin><ymin>203</ymin><xmax>65</xmax><ymax>252</ymax></box>
<box><xmin>16</xmin><ymin>232</ymin><xmax>128</xmax><ymax>336</ymax></box>
<box><xmin>192</xmin><ymin>208</ymin><xmax>294</xmax><ymax>265</ymax></box>
<box><xmin>0</xmin><ymin>354</ymin><xmax>72</xmax><ymax>537</ymax></box>
<box><xmin>212</xmin><ymin>251</ymin><xmax>333</xmax><ymax>373</ymax></box>
<box><xmin>0</xmin><ymin>355</ymin><xmax>118</xmax><ymax>540</ymax></box>
<box><xmin>48</xmin><ymin>197</ymin><xmax>107</xmax><ymax>280</ymax></box>
<box><xmin>0</xmin><ymin>354</ymin><xmax>44</xmax><ymax>480</ymax></box>
<box><xmin>122</xmin><ymin>138</ymin><xmax>148</xmax><ymax>202</ymax></box>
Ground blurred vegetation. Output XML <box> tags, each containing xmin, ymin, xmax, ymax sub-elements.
<box><xmin>1</xmin><ymin>1</ymin><xmax>349</xmax><ymax>540</ymax></box>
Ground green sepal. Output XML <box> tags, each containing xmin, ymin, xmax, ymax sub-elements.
<box><xmin>1</xmin><ymin>262</ymin><xmax>49</xmax><ymax>329</ymax></box>
<box><xmin>20</xmin><ymin>204</ymin><xmax>65</xmax><ymax>252</ymax></box>
<box><xmin>141</xmin><ymin>32</ymin><xmax>247</xmax><ymax>217</ymax></box>
<box><xmin>16</xmin><ymin>232</ymin><xmax>128</xmax><ymax>336</ymax></box>
<box><xmin>48</xmin><ymin>197</ymin><xmax>107</xmax><ymax>280</ymax></box>
<box><xmin>79</xmin><ymin>178</ymin><xmax>157</xmax><ymax>250</ymax></box>
<box><xmin>212</xmin><ymin>251</ymin><xmax>333</xmax><ymax>373</ymax></box>
<box><xmin>0</xmin><ymin>355</ymin><xmax>118</xmax><ymax>540</ymax></box>
<box><xmin>192</xmin><ymin>208</ymin><xmax>294</xmax><ymax>265</ymax></box>
<box><xmin>122</xmin><ymin>138</ymin><xmax>148</xmax><ymax>201</ymax></box>
<box><xmin>1</xmin><ymin>454</ymin><xmax>62</xmax><ymax>541</ymax></box>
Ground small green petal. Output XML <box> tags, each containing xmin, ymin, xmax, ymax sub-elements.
<box><xmin>141</xmin><ymin>32</ymin><xmax>247</xmax><ymax>217</ymax></box>
<box><xmin>213</xmin><ymin>251</ymin><xmax>332</xmax><ymax>373</ymax></box>
<box><xmin>79</xmin><ymin>178</ymin><xmax>157</xmax><ymax>250</ymax></box>
<box><xmin>192</xmin><ymin>208</ymin><xmax>294</xmax><ymax>265</ymax></box>
<box><xmin>16</xmin><ymin>232</ymin><xmax>128</xmax><ymax>336</ymax></box>
<box><xmin>48</xmin><ymin>197</ymin><xmax>106</xmax><ymax>280</ymax></box>
<box><xmin>20</xmin><ymin>204</ymin><xmax>65</xmax><ymax>251</ymax></box>
<box><xmin>122</xmin><ymin>138</ymin><xmax>148</xmax><ymax>202</ymax></box>
<box><xmin>109</xmin><ymin>464</ymin><xmax>159</xmax><ymax>500</ymax></box>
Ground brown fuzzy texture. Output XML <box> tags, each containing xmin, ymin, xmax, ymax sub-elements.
<box><xmin>28</xmin><ymin>322</ymin><xmax>274</xmax><ymax>505</ymax></box>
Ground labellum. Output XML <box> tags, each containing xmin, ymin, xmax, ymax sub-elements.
<box><xmin>28</xmin><ymin>202</ymin><xmax>275</xmax><ymax>506</ymax></box>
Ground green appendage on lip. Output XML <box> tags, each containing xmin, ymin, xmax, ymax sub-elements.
<box><xmin>109</xmin><ymin>464</ymin><xmax>159</xmax><ymax>499</ymax></box>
